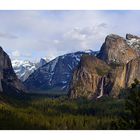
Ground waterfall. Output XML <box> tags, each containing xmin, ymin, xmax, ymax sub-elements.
<box><xmin>97</xmin><ymin>77</ymin><xmax>104</xmax><ymax>99</ymax></box>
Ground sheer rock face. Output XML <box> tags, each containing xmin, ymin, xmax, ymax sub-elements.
<box><xmin>124</xmin><ymin>57</ymin><xmax>140</xmax><ymax>87</ymax></box>
<box><xmin>0</xmin><ymin>47</ymin><xmax>25</xmax><ymax>93</ymax></box>
<box><xmin>97</xmin><ymin>34</ymin><xmax>138</xmax><ymax>65</ymax></box>
<box><xmin>109</xmin><ymin>57</ymin><xmax>140</xmax><ymax>97</ymax></box>
<box><xmin>69</xmin><ymin>55</ymin><xmax>140</xmax><ymax>99</ymax></box>
<box><xmin>69</xmin><ymin>55</ymin><xmax>111</xmax><ymax>99</ymax></box>
<box><xmin>69</xmin><ymin>34</ymin><xmax>140</xmax><ymax>99</ymax></box>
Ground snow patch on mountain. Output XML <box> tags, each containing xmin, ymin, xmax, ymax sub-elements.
<box><xmin>126</xmin><ymin>34</ymin><xmax>140</xmax><ymax>53</ymax></box>
<box><xmin>12</xmin><ymin>58</ymin><xmax>49</xmax><ymax>81</ymax></box>
<box><xmin>51</xmin><ymin>57</ymin><xmax>59</xmax><ymax>72</ymax></box>
<box><xmin>24</xmin><ymin>50</ymin><xmax>99</xmax><ymax>93</ymax></box>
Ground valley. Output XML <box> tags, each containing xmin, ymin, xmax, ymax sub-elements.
<box><xmin>0</xmin><ymin>33</ymin><xmax>140</xmax><ymax>130</ymax></box>
<box><xmin>0</xmin><ymin>93</ymin><xmax>126</xmax><ymax>130</ymax></box>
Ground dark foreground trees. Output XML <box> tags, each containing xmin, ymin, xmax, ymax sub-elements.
<box><xmin>116</xmin><ymin>79</ymin><xmax>140</xmax><ymax>129</ymax></box>
<box><xmin>0</xmin><ymin>79</ymin><xmax>140</xmax><ymax>130</ymax></box>
<box><xmin>125</xmin><ymin>79</ymin><xmax>140</xmax><ymax>129</ymax></box>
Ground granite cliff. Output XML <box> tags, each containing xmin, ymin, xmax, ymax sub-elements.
<box><xmin>97</xmin><ymin>34</ymin><xmax>138</xmax><ymax>64</ymax></box>
<box><xmin>69</xmin><ymin>34</ymin><xmax>140</xmax><ymax>99</ymax></box>
<box><xmin>0</xmin><ymin>47</ymin><xmax>25</xmax><ymax>94</ymax></box>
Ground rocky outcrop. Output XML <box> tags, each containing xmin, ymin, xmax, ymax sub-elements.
<box><xmin>69</xmin><ymin>55</ymin><xmax>111</xmax><ymax>99</ymax></box>
<box><xmin>69</xmin><ymin>34</ymin><xmax>140</xmax><ymax>99</ymax></box>
<box><xmin>126</xmin><ymin>33</ymin><xmax>140</xmax><ymax>55</ymax></box>
<box><xmin>0</xmin><ymin>47</ymin><xmax>25</xmax><ymax>94</ymax></box>
<box><xmin>69</xmin><ymin>55</ymin><xmax>140</xmax><ymax>99</ymax></box>
<box><xmin>108</xmin><ymin>57</ymin><xmax>140</xmax><ymax>97</ymax></box>
<box><xmin>97</xmin><ymin>34</ymin><xmax>138</xmax><ymax>65</ymax></box>
<box><xmin>126</xmin><ymin>34</ymin><xmax>140</xmax><ymax>40</ymax></box>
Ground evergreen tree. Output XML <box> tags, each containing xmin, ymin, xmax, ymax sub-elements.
<box><xmin>123</xmin><ymin>79</ymin><xmax>140</xmax><ymax>129</ymax></box>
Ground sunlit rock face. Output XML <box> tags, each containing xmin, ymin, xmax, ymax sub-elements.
<box><xmin>69</xmin><ymin>34</ymin><xmax>140</xmax><ymax>99</ymax></box>
<box><xmin>69</xmin><ymin>55</ymin><xmax>140</xmax><ymax>99</ymax></box>
<box><xmin>97</xmin><ymin>34</ymin><xmax>138</xmax><ymax>65</ymax></box>
<box><xmin>69</xmin><ymin>55</ymin><xmax>111</xmax><ymax>99</ymax></box>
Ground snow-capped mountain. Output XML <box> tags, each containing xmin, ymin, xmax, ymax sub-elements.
<box><xmin>12</xmin><ymin>58</ymin><xmax>49</xmax><ymax>81</ymax></box>
<box><xmin>126</xmin><ymin>34</ymin><xmax>140</xmax><ymax>55</ymax></box>
<box><xmin>24</xmin><ymin>50</ymin><xmax>98</xmax><ymax>93</ymax></box>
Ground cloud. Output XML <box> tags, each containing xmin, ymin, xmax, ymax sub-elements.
<box><xmin>11</xmin><ymin>50</ymin><xmax>20</xmax><ymax>58</ymax></box>
<box><xmin>0</xmin><ymin>10</ymin><xmax>140</xmax><ymax>60</ymax></box>
<box><xmin>0</xmin><ymin>32</ymin><xmax>18</xmax><ymax>39</ymax></box>
<box><xmin>11</xmin><ymin>50</ymin><xmax>31</xmax><ymax>60</ymax></box>
<box><xmin>53</xmin><ymin>23</ymin><xmax>108</xmax><ymax>54</ymax></box>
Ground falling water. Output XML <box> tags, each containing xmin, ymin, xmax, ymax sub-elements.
<box><xmin>97</xmin><ymin>77</ymin><xmax>104</xmax><ymax>99</ymax></box>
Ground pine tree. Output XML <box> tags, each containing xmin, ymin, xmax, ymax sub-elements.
<box><xmin>124</xmin><ymin>79</ymin><xmax>140</xmax><ymax>129</ymax></box>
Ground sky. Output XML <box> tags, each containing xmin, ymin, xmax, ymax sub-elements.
<box><xmin>0</xmin><ymin>10</ymin><xmax>140</xmax><ymax>61</ymax></box>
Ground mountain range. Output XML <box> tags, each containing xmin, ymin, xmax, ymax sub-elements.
<box><xmin>12</xmin><ymin>58</ymin><xmax>49</xmax><ymax>81</ymax></box>
<box><xmin>1</xmin><ymin>33</ymin><xmax>140</xmax><ymax>99</ymax></box>
<box><xmin>24</xmin><ymin>50</ymin><xmax>98</xmax><ymax>93</ymax></box>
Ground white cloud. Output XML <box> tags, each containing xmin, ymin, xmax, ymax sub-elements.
<box><xmin>11</xmin><ymin>50</ymin><xmax>32</xmax><ymax>60</ymax></box>
<box><xmin>53</xmin><ymin>39</ymin><xmax>60</xmax><ymax>44</ymax></box>
<box><xmin>0</xmin><ymin>32</ymin><xmax>18</xmax><ymax>39</ymax></box>
<box><xmin>0</xmin><ymin>11</ymin><xmax>140</xmax><ymax>61</ymax></box>
<box><xmin>11</xmin><ymin>50</ymin><xmax>21</xmax><ymax>58</ymax></box>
